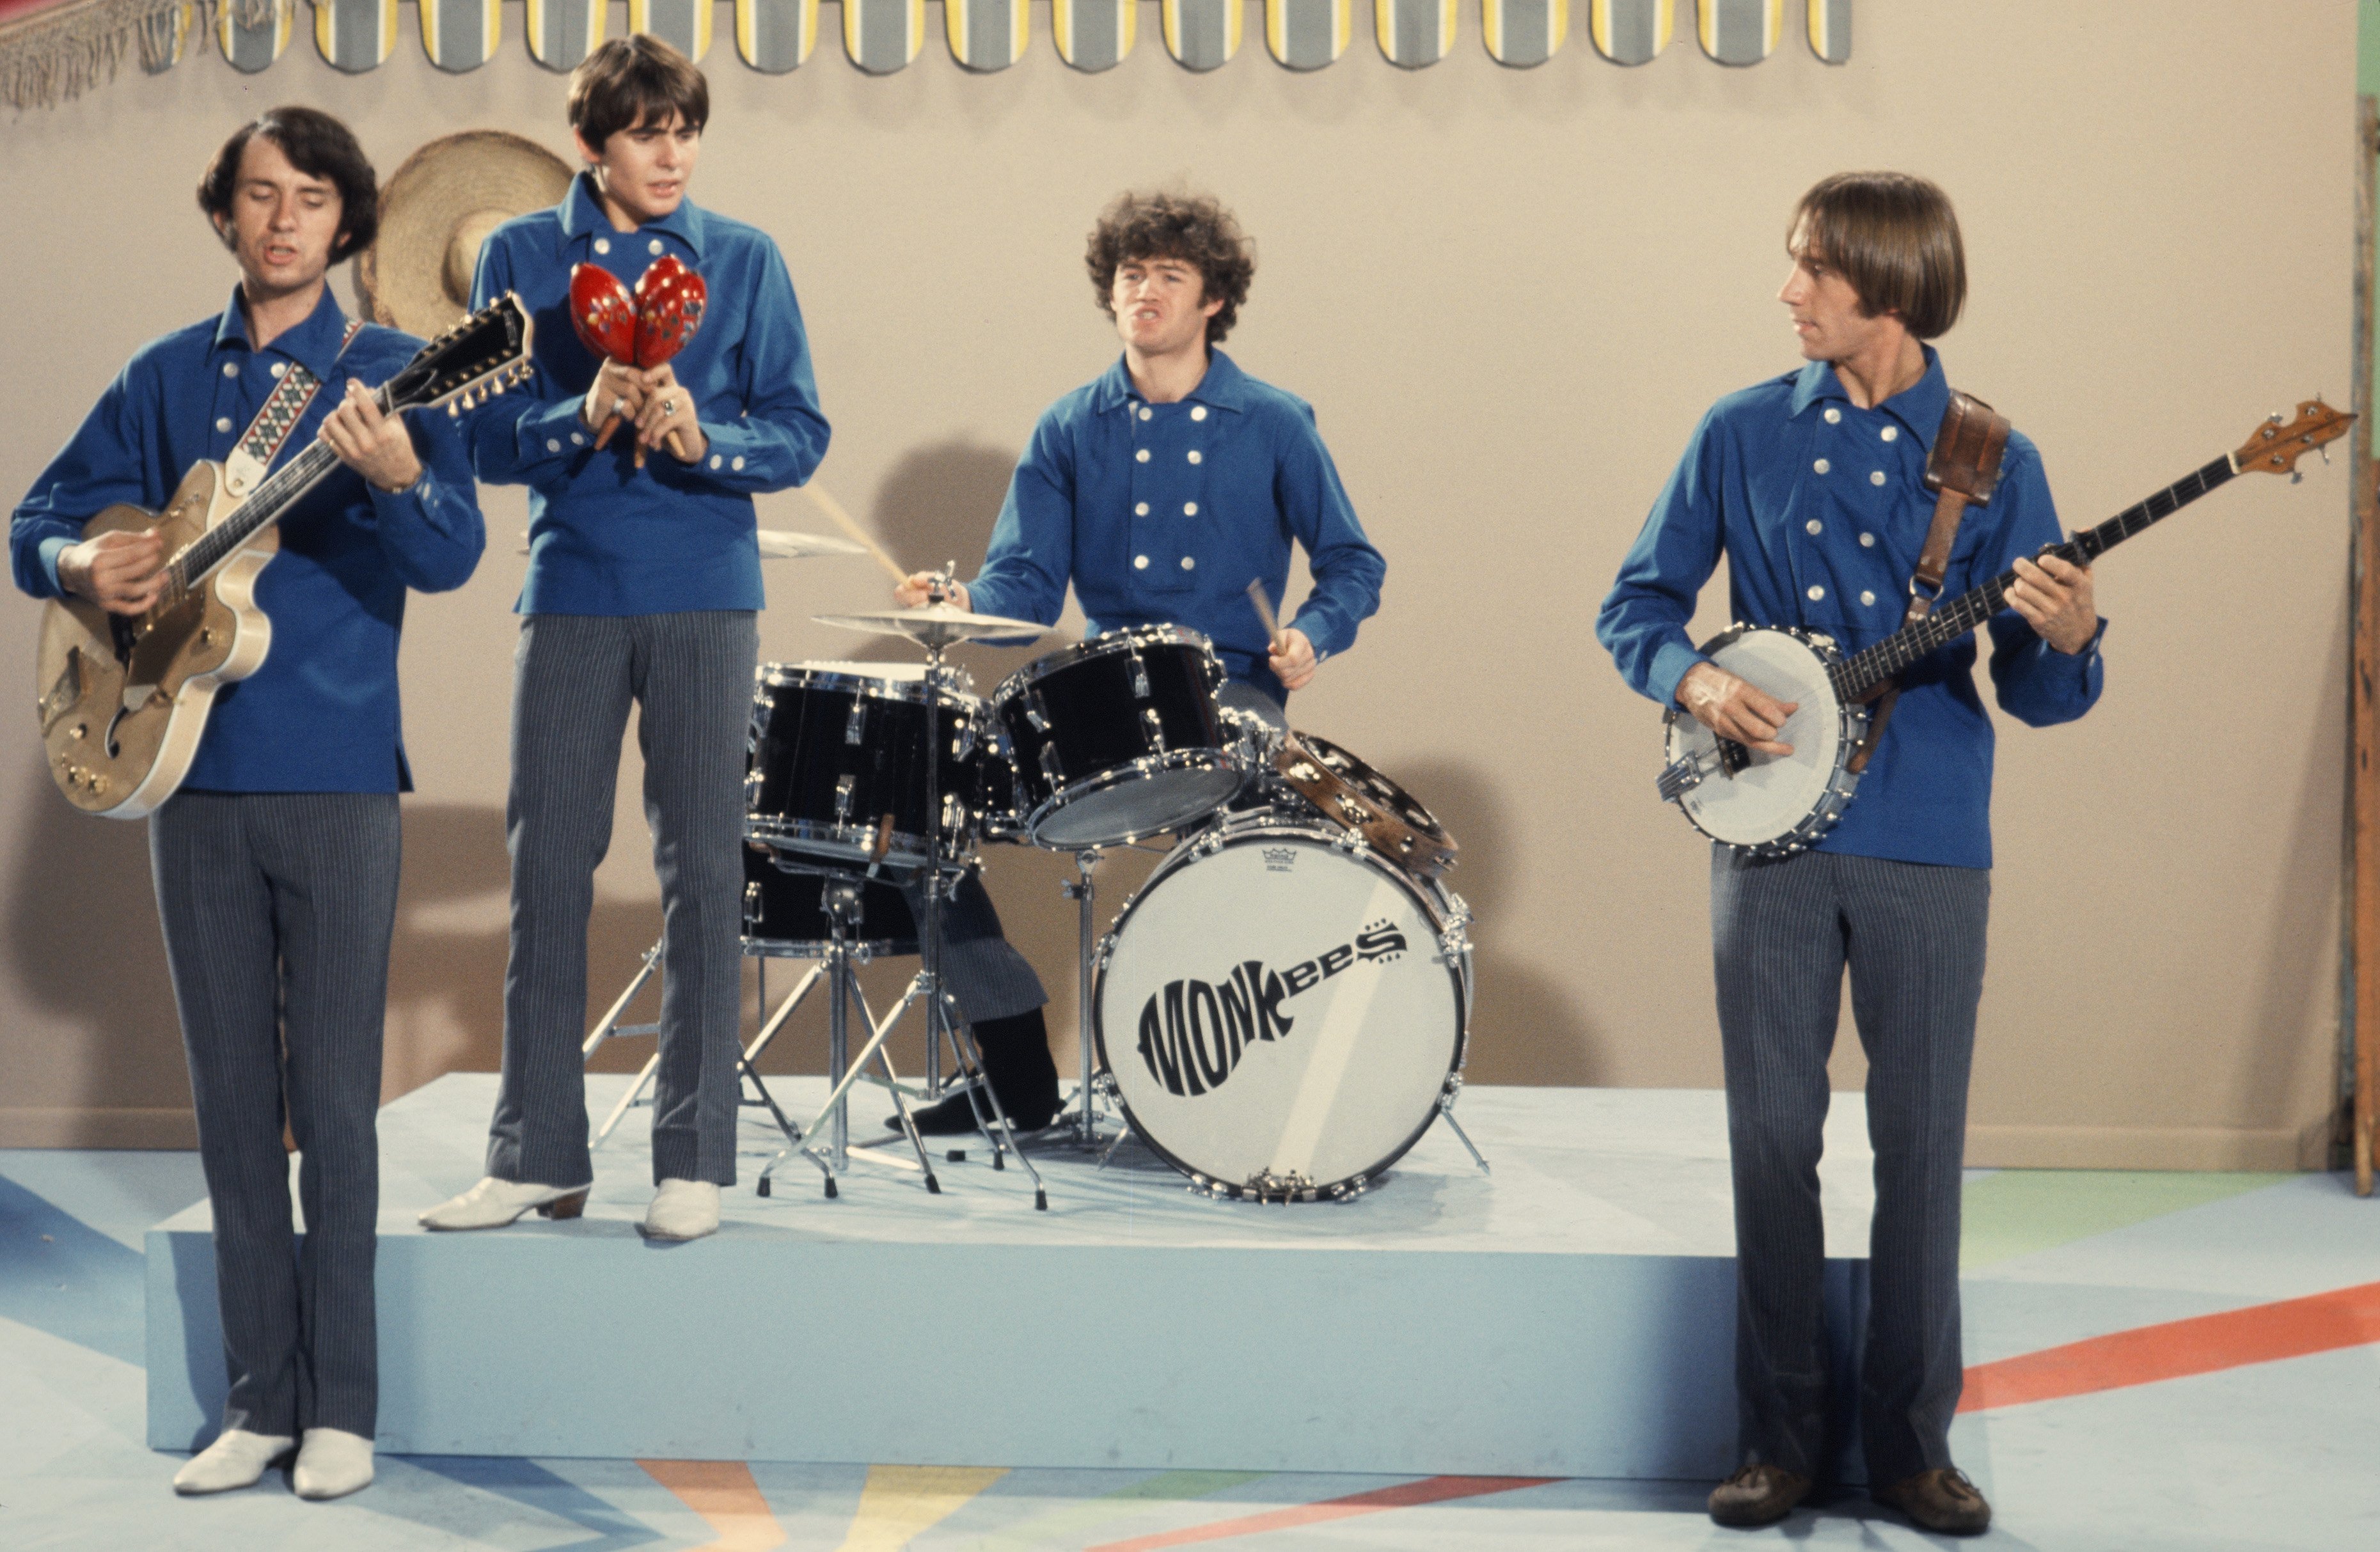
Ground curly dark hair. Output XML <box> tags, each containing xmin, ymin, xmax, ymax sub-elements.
<box><xmin>196</xmin><ymin>107</ymin><xmax>380</xmax><ymax>262</ymax></box>
<box><xmin>1086</xmin><ymin>191</ymin><xmax>1256</xmax><ymax>345</ymax></box>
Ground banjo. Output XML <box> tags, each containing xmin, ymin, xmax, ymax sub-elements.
<box><xmin>1655</xmin><ymin>399</ymin><xmax>2356</xmax><ymax>856</ymax></box>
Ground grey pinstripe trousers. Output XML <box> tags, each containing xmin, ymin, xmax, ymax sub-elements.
<box><xmin>487</xmin><ymin>612</ymin><xmax>755</xmax><ymax>1189</ymax></box>
<box><xmin>1711</xmin><ymin>846</ymin><xmax>1989</xmax><ymax>1485</ymax></box>
<box><xmin>150</xmin><ymin>790</ymin><xmax>400</xmax><ymax>1439</ymax></box>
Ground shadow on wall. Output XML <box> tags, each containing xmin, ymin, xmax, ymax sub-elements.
<box><xmin>4</xmin><ymin>752</ymin><xmax>186</xmax><ymax>1122</ymax></box>
<box><xmin>1392</xmin><ymin>756</ymin><xmax>1605</xmax><ymax>1087</ymax></box>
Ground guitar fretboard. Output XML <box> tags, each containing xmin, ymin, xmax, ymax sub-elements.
<box><xmin>166</xmin><ymin>384</ymin><xmax>397</xmax><ymax>593</ymax></box>
<box><xmin>1826</xmin><ymin>453</ymin><xmax>2235</xmax><ymax>701</ymax></box>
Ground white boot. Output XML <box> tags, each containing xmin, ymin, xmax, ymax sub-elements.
<box><xmin>171</xmin><ymin>1428</ymin><xmax>294</xmax><ymax>1494</ymax></box>
<box><xmin>418</xmin><ymin>1176</ymin><xmax>591</xmax><ymax>1231</ymax></box>
<box><xmin>640</xmin><ymin>1179</ymin><xmax>720</xmax><ymax>1241</ymax></box>
<box><xmin>291</xmin><ymin>1427</ymin><xmax>375</xmax><ymax>1501</ymax></box>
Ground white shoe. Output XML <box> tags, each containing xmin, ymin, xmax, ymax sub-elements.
<box><xmin>292</xmin><ymin>1427</ymin><xmax>375</xmax><ymax>1501</ymax></box>
<box><xmin>418</xmin><ymin>1176</ymin><xmax>592</xmax><ymax>1231</ymax></box>
<box><xmin>172</xmin><ymin>1428</ymin><xmax>294</xmax><ymax>1494</ymax></box>
<box><xmin>640</xmin><ymin>1178</ymin><xmax>720</xmax><ymax>1241</ymax></box>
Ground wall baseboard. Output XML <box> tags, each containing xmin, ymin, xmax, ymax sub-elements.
<box><xmin>1965</xmin><ymin>1119</ymin><xmax>2335</xmax><ymax>1173</ymax></box>
<box><xmin>0</xmin><ymin>1108</ymin><xmax>198</xmax><ymax>1150</ymax></box>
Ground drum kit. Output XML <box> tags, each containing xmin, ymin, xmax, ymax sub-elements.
<box><xmin>721</xmin><ymin>572</ymin><xmax>1490</xmax><ymax>1208</ymax></box>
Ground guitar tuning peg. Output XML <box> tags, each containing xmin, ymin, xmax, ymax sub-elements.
<box><xmin>2270</xmin><ymin>410</ymin><xmax>2285</xmax><ymax>423</ymax></box>
<box><xmin>2291</xmin><ymin>469</ymin><xmax>2304</xmax><ymax>485</ymax></box>
<box><xmin>447</xmin><ymin>403</ymin><xmax>461</xmax><ymax>418</ymax></box>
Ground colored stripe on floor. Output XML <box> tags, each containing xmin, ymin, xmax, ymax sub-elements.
<box><xmin>1960</xmin><ymin>1169</ymin><xmax>2289</xmax><ymax>1269</ymax></box>
<box><xmin>836</xmin><ymin>1463</ymin><xmax>1009</xmax><ymax>1551</ymax></box>
<box><xmin>979</xmin><ymin>1470</ymin><xmax>1273</xmax><ymax>1550</ymax></box>
<box><xmin>1084</xmin><ymin>1475</ymin><xmax>1552</xmax><ymax>1550</ymax></box>
<box><xmin>639</xmin><ymin>1459</ymin><xmax>786</xmax><ymax>1550</ymax></box>
<box><xmin>1960</xmin><ymin>1279</ymin><xmax>2380</xmax><ymax>1412</ymax></box>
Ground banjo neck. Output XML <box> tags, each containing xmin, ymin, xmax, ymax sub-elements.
<box><xmin>1829</xmin><ymin>453</ymin><xmax>2236</xmax><ymax>702</ymax></box>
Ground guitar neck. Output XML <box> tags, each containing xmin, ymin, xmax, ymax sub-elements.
<box><xmin>168</xmin><ymin>384</ymin><xmax>399</xmax><ymax>589</ymax></box>
<box><xmin>1830</xmin><ymin>452</ymin><xmax>2237</xmax><ymax>700</ymax></box>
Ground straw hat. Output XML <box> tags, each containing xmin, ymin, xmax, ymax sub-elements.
<box><xmin>357</xmin><ymin>129</ymin><xmax>574</xmax><ymax>337</ymax></box>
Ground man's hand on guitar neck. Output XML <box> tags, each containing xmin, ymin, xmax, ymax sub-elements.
<box><xmin>322</xmin><ymin>380</ymin><xmax>423</xmax><ymax>494</ymax></box>
<box><xmin>2007</xmin><ymin>552</ymin><xmax>2098</xmax><ymax>655</ymax></box>
<box><xmin>1679</xmin><ymin>661</ymin><xmax>1798</xmax><ymax>757</ymax></box>
<box><xmin>58</xmin><ymin>529</ymin><xmax>165</xmax><ymax>616</ymax></box>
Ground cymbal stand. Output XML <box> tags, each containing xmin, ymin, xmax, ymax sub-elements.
<box><xmin>1049</xmin><ymin>847</ymin><xmax>1122</xmax><ymax>1148</ymax></box>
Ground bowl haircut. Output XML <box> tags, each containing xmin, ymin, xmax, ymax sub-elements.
<box><xmin>1790</xmin><ymin>171</ymin><xmax>1967</xmax><ymax>340</ymax></box>
<box><xmin>569</xmin><ymin>34</ymin><xmax>710</xmax><ymax>153</ymax></box>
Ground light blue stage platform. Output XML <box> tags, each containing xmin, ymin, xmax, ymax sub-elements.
<box><xmin>146</xmin><ymin>1078</ymin><xmax>1876</xmax><ymax>1479</ymax></box>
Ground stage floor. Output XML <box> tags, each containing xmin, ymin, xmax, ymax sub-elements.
<box><xmin>146</xmin><ymin>1077</ymin><xmax>1879</xmax><ymax>1477</ymax></box>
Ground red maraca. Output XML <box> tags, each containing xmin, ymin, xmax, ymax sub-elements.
<box><xmin>567</xmin><ymin>256</ymin><xmax>709</xmax><ymax>460</ymax></box>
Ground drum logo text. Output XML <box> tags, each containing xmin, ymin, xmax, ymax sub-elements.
<box><xmin>1135</xmin><ymin>921</ymin><xmax>1408</xmax><ymax>1099</ymax></box>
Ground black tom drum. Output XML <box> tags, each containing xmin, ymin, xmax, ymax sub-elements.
<box><xmin>741</xmin><ymin>845</ymin><xmax>918</xmax><ymax>959</ymax></box>
<box><xmin>746</xmin><ymin>661</ymin><xmax>984</xmax><ymax>870</ymax></box>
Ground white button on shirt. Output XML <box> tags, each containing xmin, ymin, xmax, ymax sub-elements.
<box><xmin>270</xmin><ymin>363</ymin><xmax>287</xmax><ymax>379</ymax></box>
<box><xmin>571</xmin><ymin>432</ymin><xmax>585</xmax><ymax>446</ymax></box>
<box><xmin>1870</xmin><ymin>471</ymin><xmax>1887</xmax><ymax>486</ymax></box>
<box><xmin>1187</xmin><ymin>450</ymin><xmax>1202</xmax><ymax>464</ymax></box>
<box><xmin>1861</xmin><ymin>590</ymin><xmax>1877</xmax><ymax>606</ymax></box>
<box><xmin>649</xmin><ymin>239</ymin><xmax>665</xmax><ymax>255</ymax></box>
<box><xmin>594</xmin><ymin>238</ymin><xmax>611</xmax><ymax>255</ymax></box>
<box><xmin>1134</xmin><ymin>502</ymin><xmax>1149</xmax><ymax>516</ymax></box>
<box><xmin>1191</xmin><ymin>406</ymin><xmax>1207</xmax><ymax>421</ymax></box>
<box><xmin>546</xmin><ymin>438</ymin><xmax>560</xmax><ymax>452</ymax></box>
<box><xmin>1860</xmin><ymin>532</ymin><xmax>1875</xmax><ymax>547</ymax></box>
<box><xmin>216</xmin><ymin>417</ymin><xmax>233</xmax><ymax>433</ymax></box>
<box><xmin>221</xmin><ymin>362</ymin><xmax>237</xmax><ymax>378</ymax></box>
<box><xmin>1139</xmin><ymin>408</ymin><xmax>1153</xmax><ymax>421</ymax></box>
<box><xmin>709</xmin><ymin>455</ymin><xmax>723</xmax><ymax>469</ymax></box>
<box><xmin>1181</xmin><ymin>556</ymin><xmax>1195</xmax><ymax>570</ymax></box>
<box><xmin>1133</xmin><ymin>555</ymin><xmax>1149</xmax><ymax>569</ymax></box>
<box><xmin>1824</xmin><ymin>407</ymin><xmax>1842</xmax><ymax>424</ymax></box>
<box><xmin>1805</xmin><ymin>520</ymin><xmax>1822</xmax><ymax>535</ymax></box>
<box><xmin>1880</xmin><ymin>427</ymin><xmax>1899</xmax><ymax>443</ymax></box>
<box><xmin>1136</xmin><ymin>449</ymin><xmax>1149</xmax><ymax>462</ymax></box>
<box><xmin>1808</xmin><ymin>586</ymin><xmax>1825</xmax><ymax>601</ymax></box>
<box><xmin>1183</xmin><ymin>503</ymin><xmax>1197</xmax><ymax>516</ymax></box>
<box><xmin>731</xmin><ymin>457</ymin><xmax>745</xmax><ymax>471</ymax></box>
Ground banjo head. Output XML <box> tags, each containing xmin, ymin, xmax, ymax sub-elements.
<box><xmin>1665</xmin><ymin>625</ymin><xmax>1856</xmax><ymax>851</ymax></box>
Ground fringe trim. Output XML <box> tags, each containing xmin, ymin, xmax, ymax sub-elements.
<box><xmin>0</xmin><ymin>0</ymin><xmax>278</xmax><ymax>111</ymax></box>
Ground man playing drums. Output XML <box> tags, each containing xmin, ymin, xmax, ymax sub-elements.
<box><xmin>892</xmin><ymin>189</ymin><xmax>1386</xmax><ymax>1134</ymax></box>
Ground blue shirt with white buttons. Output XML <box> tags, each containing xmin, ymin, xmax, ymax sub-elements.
<box><xmin>467</xmin><ymin>174</ymin><xmax>830</xmax><ymax>616</ymax></box>
<box><xmin>10</xmin><ymin>285</ymin><xmax>485</xmax><ymax>794</ymax></box>
<box><xmin>1596</xmin><ymin>347</ymin><xmax>2104</xmax><ymax>868</ymax></box>
<box><xmin>966</xmin><ymin>350</ymin><xmax>1385</xmax><ymax>705</ymax></box>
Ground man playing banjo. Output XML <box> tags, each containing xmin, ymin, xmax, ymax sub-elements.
<box><xmin>1596</xmin><ymin>173</ymin><xmax>2102</xmax><ymax>1535</ymax></box>
<box><xmin>890</xmin><ymin>189</ymin><xmax>1386</xmax><ymax>1134</ymax></box>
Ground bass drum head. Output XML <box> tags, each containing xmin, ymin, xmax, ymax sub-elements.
<box><xmin>1096</xmin><ymin>824</ymin><xmax>1464</xmax><ymax>1198</ymax></box>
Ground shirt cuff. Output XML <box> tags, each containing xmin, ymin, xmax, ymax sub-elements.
<box><xmin>1650</xmin><ymin>640</ymin><xmax>1710</xmax><ymax>709</ymax></box>
<box><xmin>37</xmin><ymin>535</ymin><xmax>71</xmax><ymax>597</ymax></box>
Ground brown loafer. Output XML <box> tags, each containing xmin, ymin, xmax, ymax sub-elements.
<box><xmin>1707</xmin><ymin>1463</ymin><xmax>1813</xmax><ymax>1528</ymax></box>
<box><xmin>1872</xmin><ymin>1466</ymin><xmax>1992</xmax><ymax>1535</ymax></box>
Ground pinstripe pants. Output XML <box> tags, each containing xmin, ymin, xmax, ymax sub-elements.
<box><xmin>488</xmin><ymin>612</ymin><xmax>755</xmax><ymax>1189</ymax></box>
<box><xmin>1711</xmin><ymin>846</ymin><xmax>1989</xmax><ymax>1485</ymax></box>
<box><xmin>150</xmin><ymin>790</ymin><xmax>399</xmax><ymax>1439</ymax></box>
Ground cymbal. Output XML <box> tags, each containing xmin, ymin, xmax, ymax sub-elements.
<box><xmin>812</xmin><ymin>604</ymin><xmax>1048</xmax><ymax>648</ymax></box>
<box><xmin>757</xmin><ymin>529</ymin><xmax>869</xmax><ymax>560</ymax></box>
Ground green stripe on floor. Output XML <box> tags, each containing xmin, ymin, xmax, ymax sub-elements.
<box><xmin>1961</xmin><ymin>1170</ymin><xmax>2291</xmax><ymax>1270</ymax></box>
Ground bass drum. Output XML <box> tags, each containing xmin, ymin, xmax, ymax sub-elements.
<box><xmin>1093</xmin><ymin>805</ymin><xmax>1472</xmax><ymax>1201</ymax></box>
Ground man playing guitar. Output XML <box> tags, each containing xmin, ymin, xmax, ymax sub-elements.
<box><xmin>422</xmin><ymin>35</ymin><xmax>830</xmax><ymax>1242</ymax></box>
<box><xmin>10</xmin><ymin>107</ymin><xmax>485</xmax><ymax>1500</ymax></box>
<box><xmin>1596</xmin><ymin>172</ymin><xmax>2102</xmax><ymax>1535</ymax></box>
<box><xmin>891</xmin><ymin>189</ymin><xmax>1385</xmax><ymax>1133</ymax></box>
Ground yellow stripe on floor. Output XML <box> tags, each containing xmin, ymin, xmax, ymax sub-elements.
<box><xmin>638</xmin><ymin>1459</ymin><xmax>787</xmax><ymax>1551</ymax></box>
<box><xmin>837</xmin><ymin>1464</ymin><xmax>1009</xmax><ymax>1550</ymax></box>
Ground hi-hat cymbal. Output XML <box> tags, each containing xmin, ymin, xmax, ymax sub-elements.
<box><xmin>812</xmin><ymin>604</ymin><xmax>1048</xmax><ymax>648</ymax></box>
<box><xmin>757</xmin><ymin>529</ymin><xmax>869</xmax><ymax>560</ymax></box>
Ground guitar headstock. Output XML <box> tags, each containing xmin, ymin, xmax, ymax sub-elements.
<box><xmin>382</xmin><ymin>292</ymin><xmax>535</xmax><ymax>416</ymax></box>
<box><xmin>2233</xmin><ymin>398</ymin><xmax>2356</xmax><ymax>478</ymax></box>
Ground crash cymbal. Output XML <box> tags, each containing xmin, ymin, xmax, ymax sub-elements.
<box><xmin>756</xmin><ymin>529</ymin><xmax>869</xmax><ymax>560</ymax></box>
<box><xmin>812</xmin><ymin>604</ymin><xmax>1048</xmax><ymax>649</ymax></box>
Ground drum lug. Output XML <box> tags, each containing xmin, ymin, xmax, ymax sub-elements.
<box><xmin>844</xmin><ymin>697</ymin><xmax>867</xmax><ymax>745</ymax></box>
<box><xmin>1330</xmin><ymin>826</ymin><xmax>1364</xmax><ymax>855</ymax></box>
<box><xmin>833</xmin><ymin>773</ymin><xmax>856</xmax><ymax>824</ymax></box>
<box><xmin>1037</xmin><ymin>741</ymin><xmax>1066</xmax><ymax>788</ymax></box>
<box><xmin>1440</xmin><ymin>1074</ymin><xmax>1464</xmax><ymax>1110</ymax></box>
<box><xmin>1025</xmin><ymin>688</ymin><xmax>1052</xmax><ymax>733</ymax></box>
<box><xmin>1127</xmin><ymin>650</ymin><xmax>1151</xmax><ymax>700</ymax></box>
<box><xmin>742</xmin><ymin>881</ymin><xmax>764</xmax><ymax>935</ymax></box>
<box><xmin>1095</xmin><ymin>931</ymin><xmax>1117</xmax><ymax>968</ymax></box>
<box><xmin>1196</xmin><ymin>827</ymin><xmax>1225</xmax><ymax>856</ymax></box>
<box><xmin>1140</xmin><ymin>705</ymin><xmax>1167</xmax><ymax>753</ymax></box>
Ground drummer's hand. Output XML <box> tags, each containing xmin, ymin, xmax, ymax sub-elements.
<box><xmin>1678</xmin><ymin>661</ymin><xmax>1797</xmax><ymax>757</ymax></box>
<box><xmin>581</xmin><ymin>358</ymin><xmax>646</xmax><ymax>448</ymax></box>
<box><xmin>895</xmin><ymin>571</ymin><xmax>970</xmax><ymax>611</ymax></box>
<box><xmin>633</xmin><ymin>364</ymin><xmax>704</xmax><ymax>467</ymax></box>
<box><xmin>1268</xmin><ymin>628</ymin><xmax>1319</xmax><ymax>692</ymax></box>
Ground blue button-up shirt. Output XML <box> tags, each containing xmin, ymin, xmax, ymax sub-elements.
<box><xmin>967</xmin><ymin>350</ymin><xmax>1385</xmax><ymax>703</ymax></box>
<box><xmin>1597</xmin><ymin>348</ymin><xmax>2104</xmax><ymax>868</ymax></box>
<box><xmin>468</xmin><ymin>175</ymin><xmax>830</xmax><ymax>615</ymax></box>
<box><xmin>10</xmin><ymin>286</ymin><xmax>485</xmax><ymax>794</ymax></box>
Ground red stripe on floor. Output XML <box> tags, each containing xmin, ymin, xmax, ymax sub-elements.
<box><xmin>1084</xmin><ymin>1475</ymin><xmax>1549</xmax><ymax>1551</ymax></box>
<box><xmin>1960</xmin><ymin>1279</ymin><xmax>2380</xmax><ymax>1413</ymax></box>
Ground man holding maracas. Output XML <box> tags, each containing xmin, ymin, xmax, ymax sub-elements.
<box><xmin>427</xmin><ymin>34</ymin><xmax>830</xmax><ymax>1242</ymax></box>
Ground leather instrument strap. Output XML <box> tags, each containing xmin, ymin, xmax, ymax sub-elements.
<box><xmin>1845</xmin><ymin>389</ymin><xmax>2014</xmax><ymax>774</ymax></box>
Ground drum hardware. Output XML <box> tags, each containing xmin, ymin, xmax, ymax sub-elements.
<box><xmin>1046</xmin><ymin>849</ymin><xmax>1123</xmax><ymax>1149</ymax></box>
<box><xmin>1436</xmin><ymin>1074</ymin><xmax>1492</xmax><ymax>1176</ymax></box>
<box><xmin>745</xmin><ymin>660</ymin><xmax>985</xmax><ymax>873</ymax></box>
<box><xmin>801</xmin><ymin>583</ymin><xmax>1053</xmax><ymax>1210</ymax></box>
<box><xmin>578</xmin><ymin>938</ymin><xmax>805</xmax><ymax>1150</ymax></box>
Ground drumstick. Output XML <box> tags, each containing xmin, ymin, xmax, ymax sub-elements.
<box><xmin>800</xmin><ymin>482</ymin><xmax>912</xmax><ymax>587</ymax></box>
<box><xmin>1246</xmin><ymin>579</ymin><xmax>1287</xmax><ymax>655</ymax></box>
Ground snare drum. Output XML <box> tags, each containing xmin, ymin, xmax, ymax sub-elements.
<box><xmin>746</xmin><ymin>661</ymin><xmax>985</xmax><ymax>870</ymax></box>
<box><xmin>987</xmin><ymin>625</ymin><xmax>1243</xmax><ymax>849</ymax></box>
<box><xmin>1093</xmin><ymin>798</ymin><xmax>1473</xmax><ymax>1202</ymax></box>
<box><xmin>741</xmin><ymin>845</ymin><xmax>918</xmax><ymax>959</ymax></box>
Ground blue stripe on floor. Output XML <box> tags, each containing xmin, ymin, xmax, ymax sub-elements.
<box><xmin>0</xmin><ymin>1170</ymin><xmax>146</xmax><ymax>1365</ymax></box>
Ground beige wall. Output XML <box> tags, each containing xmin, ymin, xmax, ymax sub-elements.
<box><xmin>0</xmin><ymin>2</ymin><xmax>2357</xmax><ymax>1167</ymax></box>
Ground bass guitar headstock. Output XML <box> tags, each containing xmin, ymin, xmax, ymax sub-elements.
<box><xmin>2233</xmin><ymin>398</ymin><xmax>2357</xmax><ymax>480</ymax></box>
<box><xmin>382</xmin><ymin>292</ymin><xmax>535</xmax><ymax>417</ymax></box>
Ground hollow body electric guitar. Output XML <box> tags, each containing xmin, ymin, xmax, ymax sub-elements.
<box><xmin>35</xmin><ymin>295</ymin><xmax>533</xmax><ymax>818</ymax></box>
<box><xmin>1655</xmin><ymin>400</ymin><xmax>2356</xmax><ymax>856</ymax></box>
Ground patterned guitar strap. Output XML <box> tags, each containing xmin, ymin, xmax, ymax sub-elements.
<box><xmin>1845</xmin><ymin>389</ymin><xmax>2015</xmax><ymax>774</ymax></box>
<box><xmin>221</xmin><ymin>320</ymin><xmax>365</xmax><ymax>500</ymax></box>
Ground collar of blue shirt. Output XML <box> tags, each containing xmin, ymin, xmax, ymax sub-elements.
<box><xmin>209</xmin><ymin>282</ymin><xmax>355</xmax><ymax>383</ymax></box>
<box><xmin>1786</xmin><ymin>342</ymin><xmax>1953</xmax><ymax>453</ymax></box>
<box><xmin>554</xmin><ymin>171</ymin><xmax>708</xmax><ymax>260</ymax></box>
<box><xmin>1087</xmin><ymin>347</ymin><xmax>1254</xmax><ymax>416</ymax></box>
